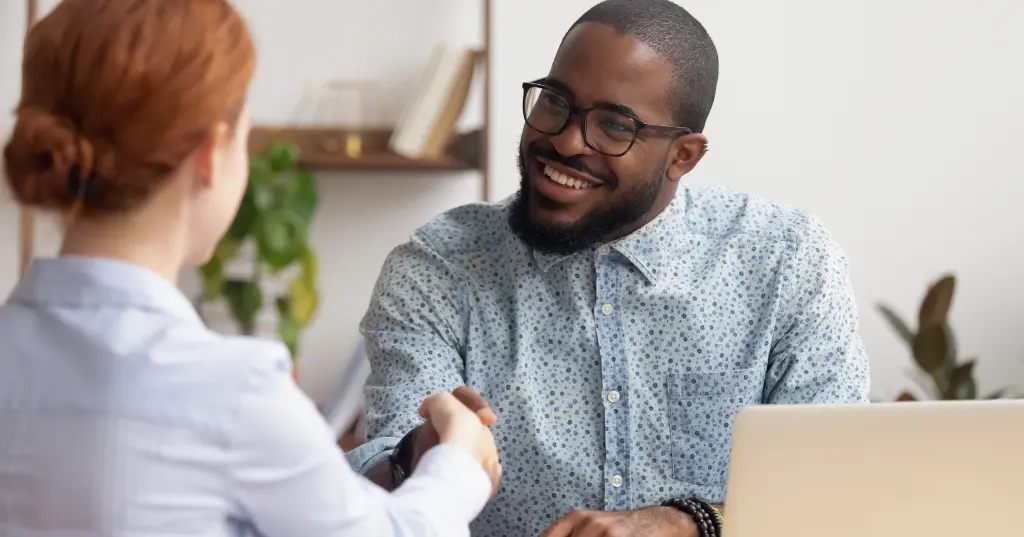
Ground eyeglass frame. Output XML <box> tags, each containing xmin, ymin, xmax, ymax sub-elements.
<box><xmin>521</xmin><ymin>80</ymin><xmax>694</xmax><ymax>157</ymax></box>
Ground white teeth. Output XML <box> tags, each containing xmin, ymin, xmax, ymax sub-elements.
<box><xmin>543</xmin><ymin>165</ymin><xmax>593</xmax><ymax>190</ymax></box>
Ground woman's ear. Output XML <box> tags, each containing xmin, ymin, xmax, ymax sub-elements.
<box><xmin>666</xmin><ymin>133</ymin><xmax>709</xmax><ymax>182</ymax></box>
<box><xmin>191</xmin><ymin>123</ymin><xmax>230</xmax><ymax>189</ymax></box>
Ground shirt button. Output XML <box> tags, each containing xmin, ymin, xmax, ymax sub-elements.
<box><xmin>601</xmin><ymin>303</ymin><xmax>614</xmax><ymax>316</ymax></box>
<box><xmin>606</xmin><ymin>390</ymin><xmax>621</xmax><ymax>403</ymax></box>
<box><xmin>610</xmin><ymin>475</ymin><xmax>623</xmax><ymax>487</ymax></box>
<box><xmin>597</xmin><ymin>245</ymin><xmax>611</xmax><ymax>256</ymax></box>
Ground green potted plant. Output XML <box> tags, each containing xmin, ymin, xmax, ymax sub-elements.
<box><xmin>197</xmin><ymin>141</ymin><xmax>319</xmax><ymax>376</ymax></box>
<box><xmin>877</xmin><ymin>274</ymin><xmax>1016</xmax><ymax>401</ymax></box>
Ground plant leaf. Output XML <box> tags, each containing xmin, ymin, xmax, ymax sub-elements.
<box><xmin>197</xmin><ymin>237</ymin><xmax>239</xmax><ymax>301</ymax></box>
<box><xmin>876</xmin><ymin>304</ymin><xmax>914</xmax><ymax>345</ymax></box>
<box><xmin>198</xmin><ymin>261</ymin><xmax>224</xmax><ymax>301</ymax></box>
<box><xmin>284</xmin><ymin>170</ymin><xmax>318</xmax><ymax>222</ymax></box>
<box><xmin>943</xmin><ymin>325</ymin><xmax>958</xmax><ymax>369</ymax></box>
<box><xmin>267</xmin><ymin>141</ymin><xmax>299</xmax><ymax>172</ymax></box>
<box><xmin>250</xmin><ymin>170</ymin><xmax>277</xmax><ymax>212</ymax></box>
<box><xmin>946</xmin><ymin>360</ymin><xmax>976</xmax><ymax>400</ymax></box>
<box><xmin>895</xmin><ymin>391</ymin><xmax>918</xmax><ymax>402</ymax></box>
<box><xmin>985</xmin><ymin>389</ymin><xmax>1007</xmax><ymax>399</ymax></box>
<box><xmin>912</xmin><ymin>324</ymin><xmax>948</xmax><ymax>374</ymax></box>
<box><xmin>276</xmin><ymin>297</ymin><xmax>300</xmax><ymax>359</ymax></box>
<box><xmin>289</xmin><ymin>266</ymin><xmax>318</xmax><ymax>327</ymax></box>
<box><xmin>918</xmin><ymin>274</ymin><xmax>956</xmax><ymax>327</ymax></box>
<box><xmin>223</xmin><ymin>279</ymin><xmax>262</xmax><ymax>335</ymax></box>
<box><xmin>300</xmin><ymin>247</ymin><xmax>318</xmax><ymax>282</ymax></box>
<box><xmin>226</xmin><ymin>182</ymin><xmax>259</xmax><ymax>241</ymax></box>
<box><xmin>955</xmin><ymin>377</ymin><xmax>977</xmax><ymax>400</ymax></box>
<box><xmin>254</xmin><ymin>211</ymin><xmax>308</xmax><ymax>271</ymax></box>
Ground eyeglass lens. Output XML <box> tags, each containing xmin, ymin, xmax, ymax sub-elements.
<box><xmin>524</xmin><ymin>86</ymin><xmax>638</xmax><ymax>155</ymax></box>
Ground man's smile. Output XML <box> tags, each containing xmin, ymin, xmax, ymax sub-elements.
<box><xmin>531</xmin><ymin>156</ymin><xmax>606</xmax><ymax>205</ymax></box>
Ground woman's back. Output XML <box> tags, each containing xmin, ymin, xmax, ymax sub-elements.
<box><xmin>0</xmin><ymin>257</ymin><xmax>311</xmax><ymax>535</ymax></box>
<box><xmin>0</xmin><ymin>258</ymin><xmax>493</xmax><ymax>537</ymax></box>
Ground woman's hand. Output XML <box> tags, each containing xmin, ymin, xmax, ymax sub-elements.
<box><xmin>418</xmin><ymin>387</ymin><xmax>501</xmax><ymax>496</ymax></box>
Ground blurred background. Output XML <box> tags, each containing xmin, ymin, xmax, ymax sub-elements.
<box><xmin>1</xmin><ymin>1</ymin><xmax>1022</xmax><ymax>422</ymax></box>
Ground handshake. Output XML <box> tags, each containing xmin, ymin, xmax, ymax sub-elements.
<box><xmin>417</xmin><ymin>386</ymin><xmax>502</xmax><ymax>496</ymax></box>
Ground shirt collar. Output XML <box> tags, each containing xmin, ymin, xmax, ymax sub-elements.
<box><xmin>531</xmin><ymin>191</ymin><xmax>688</xmax><ymax>284</ymax></box>
<box><xmin>9</xmin><ymin>256</ymin><xmax>202</xmax><ymax>324</ymax></box>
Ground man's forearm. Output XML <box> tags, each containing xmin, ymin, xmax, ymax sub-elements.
<box><xmin>353</xmin><ymin>425</ymin><xmax>421</xmax><ymax>492</ymax></box>
<box><xmin>364</xmin><ymin>460</ymin><xmax>395</xmax><ymax>490</ymax></box>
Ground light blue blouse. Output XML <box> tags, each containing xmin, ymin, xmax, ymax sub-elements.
<box><xmin>0</xmin><ymin>257</ymin><xmax>490</xmax><ymax>537</ymax></box>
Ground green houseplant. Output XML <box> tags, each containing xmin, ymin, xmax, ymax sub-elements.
<box><xmin>197</xmin><ymin>141</ymin><xmax>319</xmax><ymax>360</ymax></box>
<box><xmin>877</xmin><ymin>274</ymin><xmax>1015</xmax><ymax>401</ymax></box>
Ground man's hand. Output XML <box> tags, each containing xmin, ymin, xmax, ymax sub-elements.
<box><xmin>412</xmin><ymin>386</ymin><xmax>499</xmax><ymax>494</ymax></box>
<box><xmin>412</xmin><ymin>386</ymin><xmax>497</xmax><ymax>466</ymax></box>
<box><xmin>417</xmin><ymin>387</ymin><xmax>501</xmax><ymax>495</ymax></box>
<box><xmin>538</xmin><ymin>507</ymin><xmax>697</xmax><ymax>537</ymax></box>
<box><xmin>364</xmin><ymin>386</ymin><xmax>499</xmax><ymax>492</ymax></box>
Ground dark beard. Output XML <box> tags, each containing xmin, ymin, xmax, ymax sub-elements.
<box><xmin>507</xmin><ymin>148</ymin><xmax>663</xmax><ymax>255</ymax></box>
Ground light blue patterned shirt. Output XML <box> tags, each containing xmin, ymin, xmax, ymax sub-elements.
<box><xmin>0</xmin><ymin>257</ymin><xmax>491</xmax><ymax>537</ymax></box>
<box><xmin>349</xmin><ymin>186</ymin><xmax>870</xmax><ymax>537</ymax></box>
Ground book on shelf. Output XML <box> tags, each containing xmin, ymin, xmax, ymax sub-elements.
<box><xmin>389</xmin><ymin>43</ymin><xmax>478</xmax><ymax>160</ymax></box>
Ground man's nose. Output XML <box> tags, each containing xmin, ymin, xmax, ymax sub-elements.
<box><xmin>549</xmin><ymin>115</ymin><xmax>597</xmax><ymax>157</ymax></box>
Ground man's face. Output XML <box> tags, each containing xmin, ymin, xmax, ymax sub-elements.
<box><xmin>509</xmin><ymin>22</ymin><xmax>688</xmax><ymax>255</ymax></box>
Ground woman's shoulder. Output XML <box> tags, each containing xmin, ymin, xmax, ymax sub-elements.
<box><xmin>122</xmin><ymin>329</ymin><xmax>298</xmax><ymax>440</ymax></box>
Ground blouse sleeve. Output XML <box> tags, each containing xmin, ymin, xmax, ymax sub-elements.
<box><xmin>227</xmin><ymin>357</ymin><xmax>491</xmax><ymax>537</ymax></box>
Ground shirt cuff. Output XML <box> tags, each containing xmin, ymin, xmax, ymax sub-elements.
<box><xmin>345</xmin><ymin>436</ymin><xmax>400</xmax><ymax>474</ymax></box>
<box><xmin>402</xmin><ymin>443</ymin><xmax>492</xmax><ymax>522</ymax></box>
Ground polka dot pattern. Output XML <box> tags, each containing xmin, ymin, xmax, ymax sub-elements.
<box><xmin>354</xmin><ymin>186</ymin><xmax>870</xmax><ymax>537</ymax></box>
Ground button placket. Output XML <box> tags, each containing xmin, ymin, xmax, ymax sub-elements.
<box><xmin>594</xmin><ymin>257</ymin><xmax>629</xmax><ymax>510</ymax></box>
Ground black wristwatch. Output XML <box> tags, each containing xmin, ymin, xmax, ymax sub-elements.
<box><xmin>661</xmin><ymin>497</ymin><xmax>723</xmax><ymax>537</ymax></box>
<box><xmin>388</xmin><ymin>426</ymin><xmax>421</xmax><ymax>488</ymax></box>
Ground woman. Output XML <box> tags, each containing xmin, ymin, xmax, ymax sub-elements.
<box><xmin>0</xmin><ymin>1</ymin><xmax>499</xmax><ymax>536</ymax></box>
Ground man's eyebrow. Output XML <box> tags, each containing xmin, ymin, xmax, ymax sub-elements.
<box><xmin>536</xmin><ymin>76</ymin><xmax>641</xmax><ymax>118</ymax></box>
<box><xmin>536</xmin><ymin>76</ymin><xmax>574</xmax><ymax>98</ymax></box>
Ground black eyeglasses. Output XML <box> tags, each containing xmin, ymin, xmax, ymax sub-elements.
<box><xmin>521</xmin><ymin>81</ymin><xmax>693</xmax><ymax>157</ymax></box>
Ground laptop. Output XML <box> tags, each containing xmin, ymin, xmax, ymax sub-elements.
<box><xmin>722</xmin><ymin>399</ymin><xmax>1023</xmax><ymax>537</ymax></box>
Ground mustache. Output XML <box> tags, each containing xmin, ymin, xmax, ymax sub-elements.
<box><xmin>527</xmin><ymin>144</ymin><xmax>615</xmax><ymax>186</ymax></box>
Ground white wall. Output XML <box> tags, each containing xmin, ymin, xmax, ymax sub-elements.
<box><xmin>2</xmin><ymin>0</ymin><xmax>1023</xmax><ymax>404</ymax></box>
<box><xmin>489</xmin><ymin>0</ymin><xmax>1024</xmax><ymax>401</ymax></box>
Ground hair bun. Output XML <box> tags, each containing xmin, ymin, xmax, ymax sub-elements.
<box><xmin>2</xmin><ymin>108</ymin><xmax>109</xmax><ymax>209</ymax></box>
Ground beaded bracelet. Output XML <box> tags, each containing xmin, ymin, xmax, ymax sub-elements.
<box><xmin>661</xmin><ymin>497</ymin><xmax>722</xmax><ymax>537</ymax></box>
<box><xmin>691</xmin><ymin>497</ymin><xmax>724</xmax><ymax>535</ymax></box>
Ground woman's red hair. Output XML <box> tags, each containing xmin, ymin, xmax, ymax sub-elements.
<box><xmin>2</xmin><ymin>0</ymin><xmax>255</xmax><ymax>214</ymax></box>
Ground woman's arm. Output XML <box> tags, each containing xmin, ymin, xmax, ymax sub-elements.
<box><xmin>227</xmin><ymin>359</ymin><xmax>491</xmax><ymax>537</ymax></box>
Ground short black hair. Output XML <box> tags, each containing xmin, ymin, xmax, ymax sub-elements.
<box><xmin>565</xmin><ymin>0</ymin><xmax>719</xmax><ymax>132</ymax></box>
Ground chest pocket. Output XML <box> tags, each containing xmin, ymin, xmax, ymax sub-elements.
<box><xmin>668</xmin><ymin>368</ymin><xmax>761</xmax><ymax>486</ymax></box>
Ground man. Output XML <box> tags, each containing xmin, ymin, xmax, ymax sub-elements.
<box><xmin>348</xmin><ymin>1</ymin><xmax>870</xmax><ymax>535</ymax></box>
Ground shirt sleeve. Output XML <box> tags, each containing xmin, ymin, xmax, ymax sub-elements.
<box><xmin>229</xmin><ymin>352</ymin><xmax>491</xmax><ymax>537</ymax></box>
<box><xmin>347</xmin><ymin>234</ymin><xmax>469</xmax><ymax>473</ymax></box>
<box><xmin>763</xmin><ymin>214</ymin><xmax>871</xmax><ymax>404</ymax></box>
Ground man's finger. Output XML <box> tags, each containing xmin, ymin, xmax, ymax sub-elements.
<box><xmin>452</xmin><ymin>386</ymin><xmax>497</xmax><ymax>425</ymax></box>
<box><xmin>537</xmin><ymin>517</ymin><xmax>577</xmax><ymax>537</ymax></box>
<box><xmin>418</xmin><ymin>392</ymin><xmax>457</xmax><ymax>419</ymax></box>
<box><xmin>538</xmin><ymin>510</ymin><xmax>590</xmax><ymax>537</ymax></box>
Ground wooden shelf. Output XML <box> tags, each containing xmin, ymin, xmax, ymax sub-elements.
<box><xmin>16</xmin><ymin>0</ymin><xmax>493</xmax><ymax>276</ymax></box>
<box><xmin>249</xmin><ymin>126</ymin><xmax>480</xmax><ymax>172</ymax></box>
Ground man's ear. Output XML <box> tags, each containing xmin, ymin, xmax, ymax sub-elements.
<box><xmin>666</xmin><ymin>133</ymin><xmax>709</xmax><ymax>182</ymax></box>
